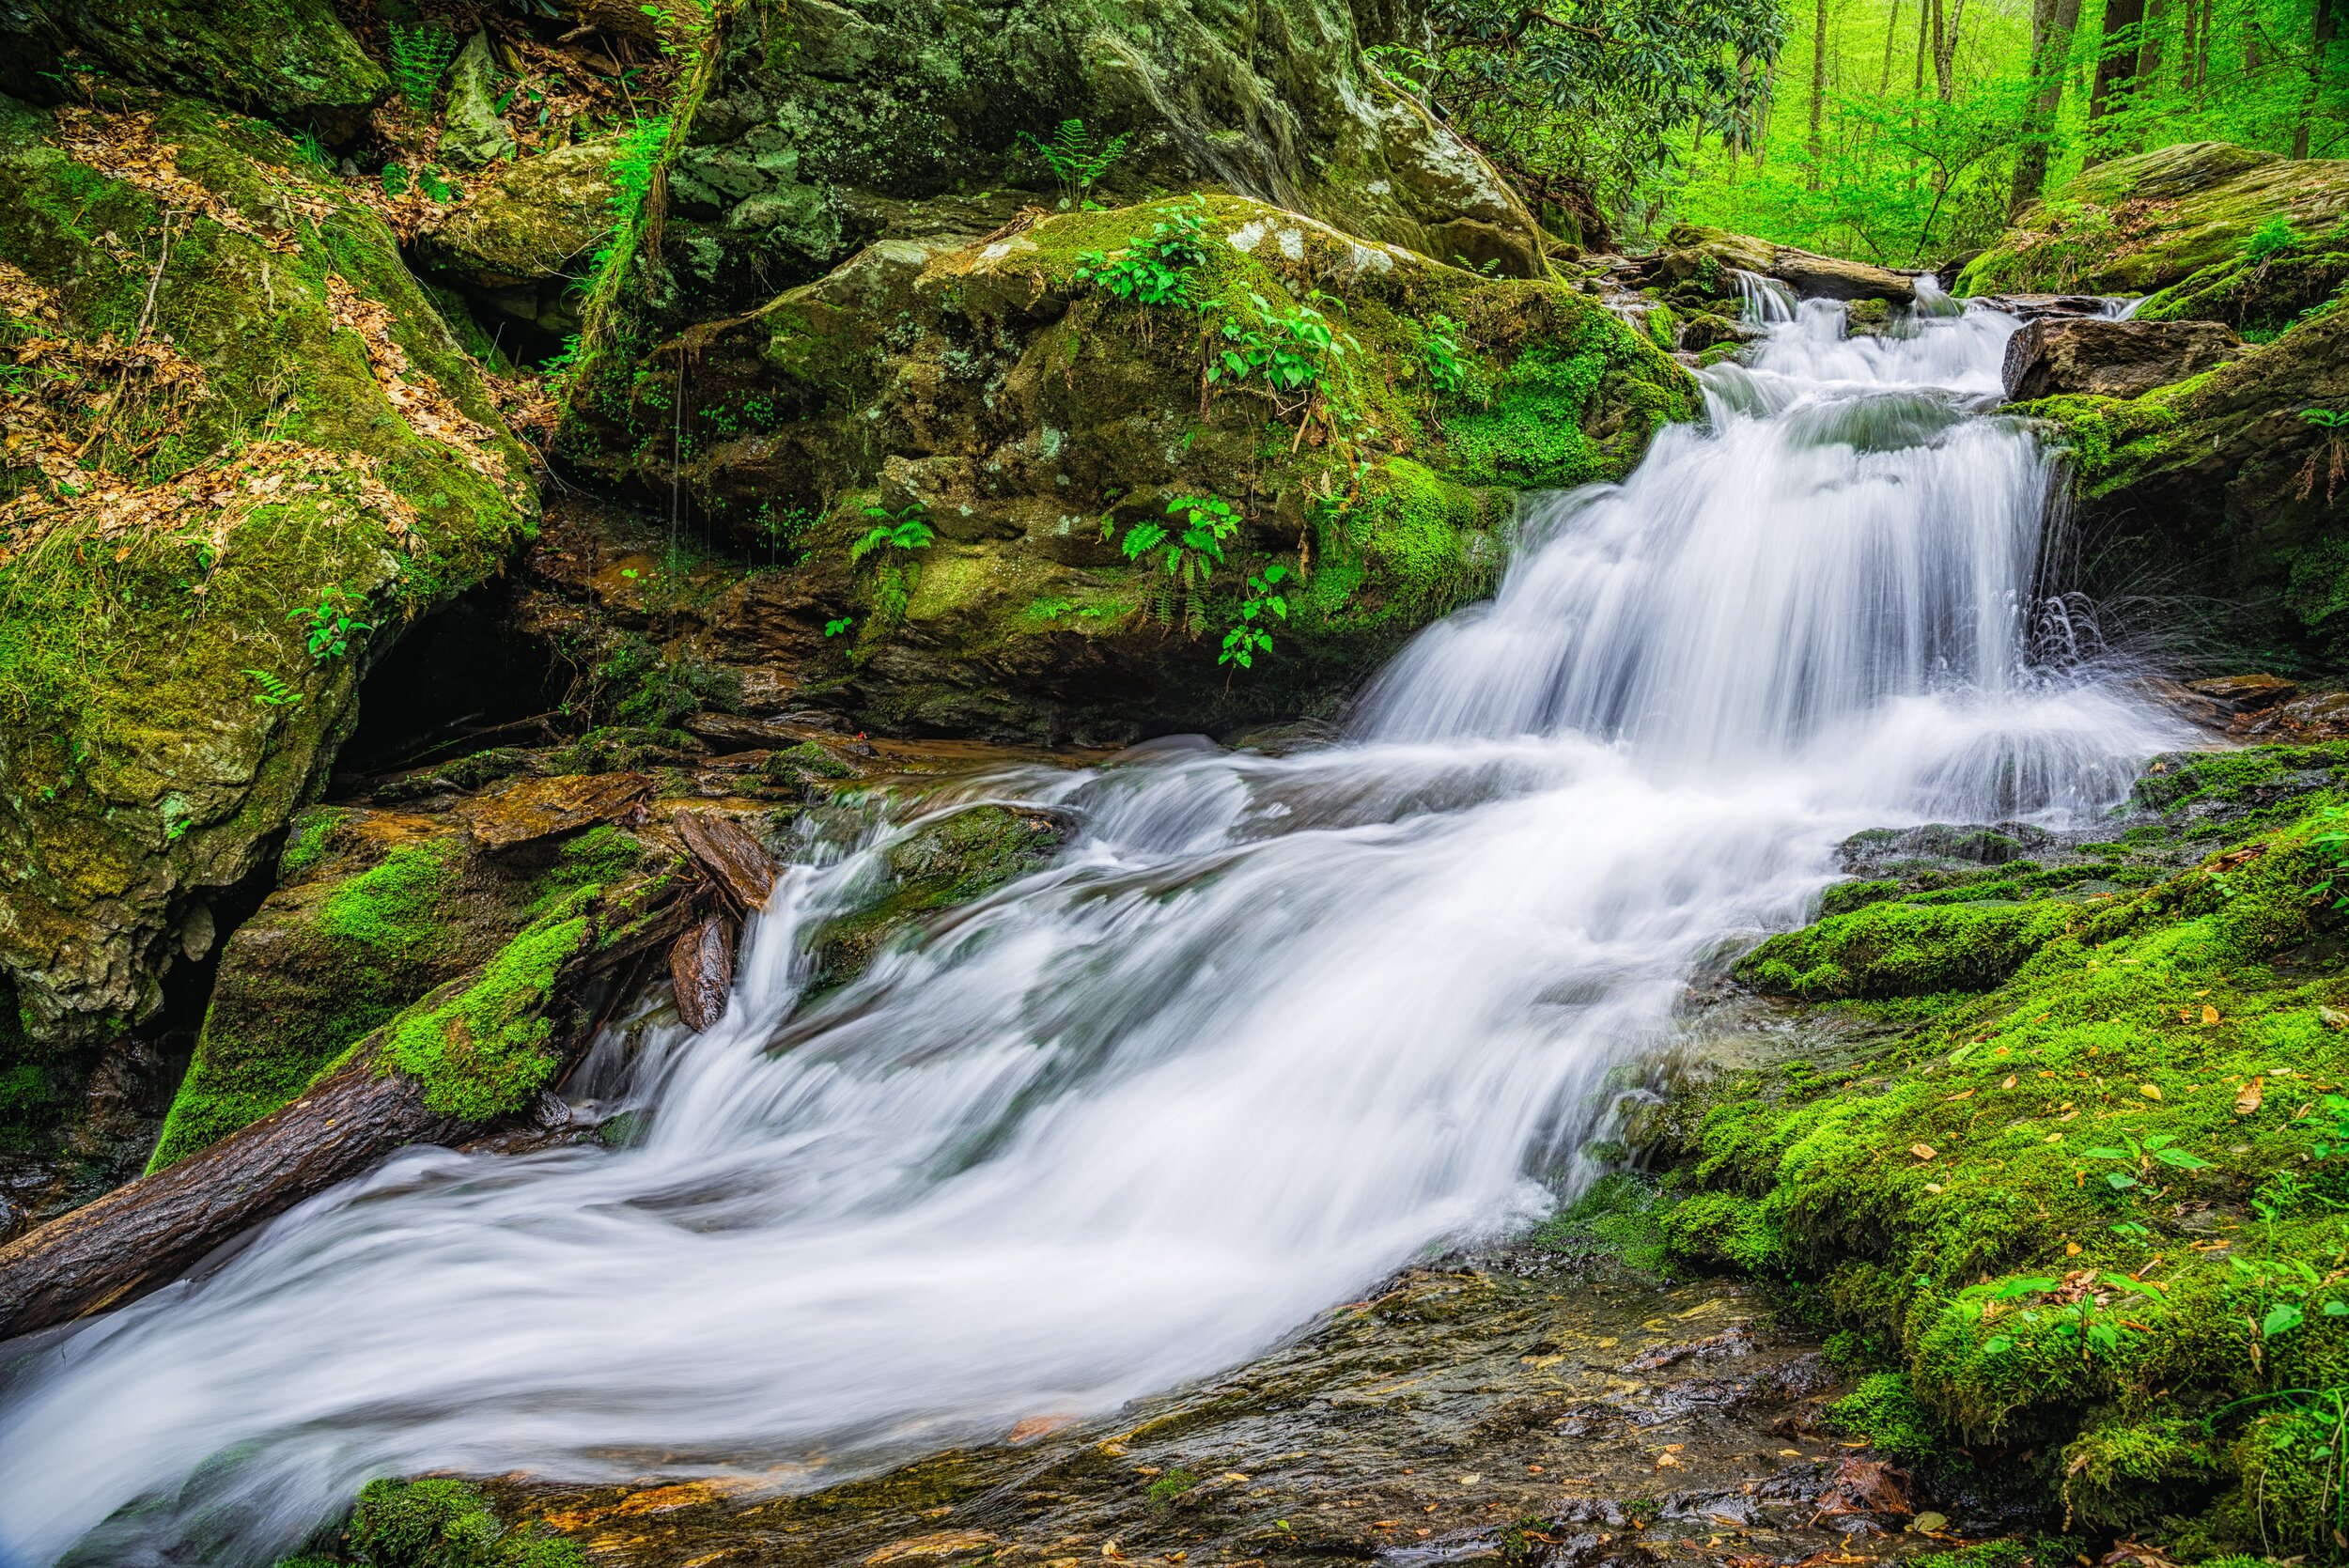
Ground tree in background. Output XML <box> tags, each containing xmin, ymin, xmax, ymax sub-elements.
<box><xmin>1405</xmin><ymin>0</ymin><xmax>2346</xmax><ymax>259</ymax></box>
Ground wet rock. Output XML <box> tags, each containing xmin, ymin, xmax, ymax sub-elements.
<box><xmin>464</xmin><ymin>773</ymin><xmax>655</xmax><ymax>850</ymax></box>
<box><xmin>801</xmin><ymin>805</ymin><xmax>1070</xmax><ymax>992</ymax></box>
<box><xmin>1999</xmin><ymin>317</ymin><xmax>2240</xmax><ymax>401</ymax></box>
<box><xmin>2185</xmin><ymin>673</ymin><xmax>2299</xmax><ymax>714</ymax></box>
<box><xmin>1657</xmin><ymin>225</ymin><xmax>1918</xmax><ymax>304</ymax></box>
<box><xmin>1972</xmin><ymin>293</ymin><xmax>2111</xmax><ymax>321</ymax></box>
<box><xmin>673</xmin><ymin>810</ymin><xmax>782</xmax><ymax>912</ymax></box>
<box><xmin>438</xmin><ymin>33</ymin><xmax>519</xmax><ymax>168</ymax></box>
<box><xmin>667</xmin><ymin>915</ymin><xmax>734</xmax><ymax>1032</ymax></box>
<box><xmin>1841</xmin><ymin>821</ymin><xmax>2056</xmax><ymax>876</ymax></box>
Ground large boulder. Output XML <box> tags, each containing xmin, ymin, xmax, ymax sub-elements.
<box><xmin>2000</xmin><ymin>317</ymin><xmax>2241</xmax><ymax>401</ymax></box>
<box><xmin>415</xmin><ymin>136</ymin><xmax>622</xmax><ymax>348</ymax></box>
<box><xmin>1959</xmin><ymin>144</ymin><xmax>2349</xmax><ymax>333</ymax></box>
<box><xmin>0</xmin><ymin>0</ymin><xmax>385</xmax><ymax>135</ymax></box>
<box><xmin>1655</xmin><ymin>225</ymin><xmax>1919</xmax><ymax>304</ymax></box>
<box><xmin>565</xmin><ymin>195</ymin><xmax>1696</xmax><ymax>744</ymax></box>
<box><xmin>2019</xmin><ymin>307</ymin><xmax>2349</xmax><ymax>666</ymax></box>
<box><xmin>0</xmin><ymin>89</ymin><xmax>537</xmax><ymax>1057</ymax></box>
<box><xmin>645</xmin><ymin>0</ymin><xmax>1550</xmax><ymax>325</ymax></box>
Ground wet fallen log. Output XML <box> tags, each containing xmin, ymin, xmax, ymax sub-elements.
<box><xmin>0</xmin><ymin>862</ymin><xmax>726</xmax><ymax>1341</ymax></box>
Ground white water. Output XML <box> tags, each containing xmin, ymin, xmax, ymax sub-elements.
<box><xmin>0</xmin><ymin>295</ymin><xmax>2187</xmax><ymax>1566</ymax></box>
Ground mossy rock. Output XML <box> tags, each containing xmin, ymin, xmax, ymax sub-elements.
<box><xmin>641</xmin><ymin>0</ymin><xmax>1546</xmax><ymax>328</ymax></box>
<box><xmin>416</xmin><ymin>136</ymin><xmax>620</xmax><ymax>291</ymax></box>
<box><xmin>805</xmin><ymin>803</ymin><xmax>1067</xmax><ymax>990</ymax></box>
<box><xmin>0</xmin><ymin>89</ymin><xmax>537</xmax><ymax>1053</ymax></box>
<box><xmin>2016</xmin><ymin>306</ymin><xmax>2349</xmax><ymax>670</ymax></box>
<box><xmin>8</xmin><ymin>0</ymin><xmax>386</xmax><ymax>135</ymax></box>
<box><xmin>568</xmin><ymin>194</ymin><xmax>1693</xmax><ymax>743</ymax></box>
<box><xmin>282</xmin><ymin>1477</ymin><xmax>586</xmax><ymax>1568</ymax></box>
<box><xmin>148</xmin><ymin>815</ymin><xmax>651</xmax><ymax>1169</ymax></box>
<box><xmin>1662</xmin><ymin>760</ymin><xmax>2349</xmax><ymax>1548</ymax></box>
<box><xmin>1959</xmin><ymin>143</ymin><xmax>2349</xmax><ymax>333</ymax></box>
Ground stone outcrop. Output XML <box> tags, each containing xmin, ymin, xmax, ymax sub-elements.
<box><xmin>0</xmin><ymin>0</ymin><xmax>385</xmax><ymax>134</ymax></box>
<box><xmin>2020</xmin><ymin>307</ymin><xmax>2349</xmax><ymax>664</ymax></box>
<box><xmin>1960</xmin><ymin>143</ymin><xmax>2349</xmax><ymax>332</ymax></box>
<box><xmin>566</xmin><ymin>195</ymin><xmax>1695</xmax><ymax>743</ymax></box>
<box><xmin>0</xmin><ymin>89</ymin><xmax>537</xmax><ymax>1052</ymax></box>
<box><xmin>645</xmin><ymin>0</ymin><xmax>1551</xmax><ymax>327</ymax></box>
<box><xmin>1650</xmin><ymin>225</ymin><xmax>1920</xmax><ymax>304</ymax></box>
<box><xmin>416</xmin><ymin>135</ymin><xmax>622</xmax><ymax>348</ymax></box>
<box><xmin>2000</xmin><ymin>317</ymin><xmax>2241</xmax><ymax>401</ymax></box>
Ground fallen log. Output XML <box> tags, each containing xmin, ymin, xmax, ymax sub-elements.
<box><xmin>0</xmin><ymin>872</ymin><xmax>698</xmax><ymax>1341</ymax></box>
<box><xmin>669</xmin><ymin>913</ymin><xmax>736</xmax><ymax>1032</ymax></box>
<box><xmin>674</xmin><ymin>809</ymin><xmax>782</xmax><ymax>911</ymax></box>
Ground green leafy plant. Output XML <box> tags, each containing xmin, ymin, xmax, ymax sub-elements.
<box><xmin>1966</xmin><ymin>1273</ymin><xmax>2162</xmax><ymax>1362</ymax></box>
<box><xmin>2298</xmin><ymin>1094</ymin><xmax>2349</xmax><ymax>1160</ymax></box>
<box><xmin>1076</xmin><ymin>208</ymin><xmax>1210</xmax><ymax>306</ymax></box>
<box><xmin>850</xmin><ymin>503</ymin><xmax>936</xmax><ymax>564</ymax></box>
<box><xmin>1420</xmin><ymin>313</ymin><xmax>1470</xmax><ymax>396</ymax></box>
<box><xmin>1122</xmin><ymin>493</ymin><xmax>1241</xmax><ymax>632</ymax></box>
<box><xmin>823</xmin><ymin>616</ymin><xmax>853</xmax><ymax>638</ymax></box>
<box><xmin>1220</xmin><ymin>562</ymin><xmax>1290</xmax><ymax>669</ymax></box>
<box><xmin>2248</xmin><ymin>215</ymin><xmax>2302</xmax><ymax>263</ymax></box>
<box><xmin>2231</xmin><ymin>1253</ymin><xmax>2349</xmax><ymax>1342</ymax></box>
<box><xmin>243</xmin><ymin>669</ymin><xmax>303</xmax><ymax>709</ymax></box>
<box><xmin>381</xmin><ymin>163</ymin><xmax>412</xmax><ymax>198</ymax></box>
<box><xmin>2080</xmin><ymin>1131</ymin><xmax>2212</xmax><ymax>1191</ymax></box>
<box><xmin>416</xmin><ymin>165</ymin><xmax>457</xmax><ymax>205</ymax></box>
<box><xmin>1019</xmin><ymin>117</ymin><xmax>1130</xmax><ymax>208</ymax></box>
<box><xmin>384</xmin><ymin>23</ymin><xmax>460</xmax><ymax>119</ymax></box>
<box><xmin>289</xmin><ymin>592</ymin><xmax>372</xmax><ymax>662</ymax></box>
<box><xmin>1208</xmin><ymin>292</ymin><xmax>1359</xmax><ymax>400</ymax></box>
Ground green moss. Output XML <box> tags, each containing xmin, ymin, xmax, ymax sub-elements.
<box><xmin>379</xmin><ymin>910</ymin><xmax>591</xmax><ymax>1122</ymax></box>
<box><xmin>807</xmin><ymin>805</ymin><xmax>1065</xmax><ymax>988</ymax></box>
<box><xmin>1663</xmin><ymin>777</ymin><xmax>2349</xmax><ymax>1548</ymax></box>
<box><xmin>283</xmin><ymin>1478</ymin><xmax>586</xmax><ymax>1568</ymax></box>
<box><xmin>1826</xmin><ymin>1371</ymin><xmax>1942</xmax><ymax>1464</ymax></box>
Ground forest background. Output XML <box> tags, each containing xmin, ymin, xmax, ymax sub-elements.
<box><xmin>1394</xmin><ymin>0</ymin><xmax>2345</xmax><ymax>271</ymax></box>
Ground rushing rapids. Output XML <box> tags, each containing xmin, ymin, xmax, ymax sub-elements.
<box><xmin>0</xmin><ymin>292</ymin><xmax>2189</xmax><ymax>1565</ymax></box>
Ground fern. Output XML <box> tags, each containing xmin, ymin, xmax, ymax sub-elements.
<box><xmin>1019</xmin><ymin>117</ymin><xmax>1129</xmax><ymax>207</ymax></box>
<box><xmin>384</xmin><ymin>23</ymin><xmax>460</xmax><ymax>119</ymax></box>
<box><xmin>242</xmin><ymin>669</ymin><xmax>303</xmax><ymax>709</ymax></box>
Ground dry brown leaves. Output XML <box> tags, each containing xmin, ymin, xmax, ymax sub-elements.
<box><xmin>1811</xmin><ymin>1456</ymin><xmax>1911</xmax><ymax>1520</ymax></box>
<box><xmin>0</xmin><ymin>438</ymin><xmax>418</xmax><ymax>572</ymax></box>
<box><xmin>0</xmin><ymin>261</ymin><xmax>63</xmax><ymax>326</ymax></box>
<box><xmin>52</xmin><ymin>106</ymin><xmax>304</xmax><ymax>255</ymax></box>
<box><xmin>325</xmin><ymin>274</ymin><xmax>509</xmax><ymax>483</ymax></box>
<box><xmin>3</xmin><ymin>329</ymin><xmax>212</xmax><ymax>490</ymax></box>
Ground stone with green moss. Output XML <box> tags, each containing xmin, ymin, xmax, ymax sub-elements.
<box><xmin>279</xmin><ymin>1476</ymin><xmax>585</xmax><ymax>1568</ymax></box>
<box><xmin>806</xmin><ymin>803</ymin><xmax>1067</xmax><ymax>989</ymax></box>
<box><xmin>569</xmin><ymin>194</ymin><xmax>1693</xmax><ymax>742</ymax></box>
<box><xmin>1959</xmin><ymin>142</ymin><xmax>2349</xmax><ymax>334</ymax></box>
<box><xmin>0</xmin><ymin>88</ymin><xmax>536</xmax><ymax>1059</ymax></box>
<box><xmin>9</xmin><ymin>0</ymin><xmax>386</xmax><ymax>134</ymax></box>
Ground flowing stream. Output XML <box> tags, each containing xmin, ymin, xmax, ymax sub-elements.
<box><xmin>0</xmin><ymin>293</ymin><xmax>2189</xmax><ymax>1565</ymax></box>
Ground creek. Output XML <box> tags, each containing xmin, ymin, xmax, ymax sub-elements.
<box><xmin>0</xmin><ymin>288</ymin><xmax>2189</xmax><ymax>1566</ymax></box>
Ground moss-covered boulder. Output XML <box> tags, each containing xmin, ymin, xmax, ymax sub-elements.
<box><xmin>646</xmin><ymin>0</ymin><xmax>1548</xmax><ymax>326</ymax></box>
<box><xmin>1958</xmin><ymin>143</ymin><xmax>2349</xmax><ymax>334</ymax></box>
<box><xmin>804</xmin><ymin>802</ymin><xmax>1067</xmax><ymax>991</ymax></box>
<box><xmin>4</xmin><ymin>0</ymin><xmax>385</xmax><ymax>135</ymax></box>
<box><xmin>1654</xmin><ymin>224</ymin><xmax>1919</xmax><ymax>304</ymax></box>
<box><xmin>2018</xmin><ymin>306</ymin><xmax>2349</xmax><ymax>669</ymax></box>
<box><xmin>568</xmin><ymin>194</ymin><xmax>1693</xmax><ymax>742</ymax></box>
<box><xmin>0</xmin><ymin>89</ymin><xmax>537</xmax><ymax>1056</ymax></box>
<box><xmin>147</xmin><ymin>807</ymin><xmax>658</xmax><ymax>1170</ymax></box>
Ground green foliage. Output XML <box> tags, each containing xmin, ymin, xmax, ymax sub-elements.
<box><xmin>1220</xmin><ymin>563</ymin><xmax>1290</xmax><ymax>669</ymax></box>
<box><xmin>285</xmin><ymin>1477</ymin><xmax>587</xmax><ymax>1568</ymax></box>
<box><xmin>384</xmin><ymin>23</ymin><xmax>459</xmax><ymax>120</ymax></box>
<box><xmin>1075</xmin><ymin>208</ymin><xmax>1210</xmax><ymax>306</ymax></box>
<box><xmin>1019</xmin><ymin>117</ymin><xmax>1131</xmax><ymax>207</ymax></box>
<box><xmin>2249</xmin><ymin>215</ymin><xmax>2304</xmax><ymax>262</ymax></box>
<box><xmin>289</xmin><ymin>590</ymin><xmax>372</xmax><ymax>662</ymax></box>
<box><xmin>243</xmin><ymin>668</ymin><xmax>303</xmax><ymax>709</ymax></box>
<box><xmin>1122</xmin><ymin>492</ymin><xmax>1239</xmax><ymax>634</ymax></box>
<box><xmin>1209</xmin><ymin>292</ymin><xmax>1359</xmax><ymax>399</ymax></box>
<box><xmin>850</xmin><ymin>504</ymin><xmax>936</xmax><ymax>564</ymax></box>
<box><xmin>1420</xmin><ymin>313</ymin><xmax>1470</xmax><ymax>396</ymax></box>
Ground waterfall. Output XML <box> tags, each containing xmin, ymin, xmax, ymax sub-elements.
<box><xmin>0</xmin><ymin>292</ymin><xmax>2189</xmax><ymax>1567</ymax></box>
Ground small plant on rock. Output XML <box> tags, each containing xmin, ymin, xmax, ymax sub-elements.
<box><xmin>1220</xmin><ymin>562</ymin><xmax>1290</xmax><ymax>670</ymax></box>
<box><xmin>289</xmin><ymin>591</ymin><xmax>371</xmax><ymax>662</ymax></box>
<box><xmin>1019</xmin><ymin>117</ymin><xmax>1129</xmax><ymax>208</ymax></box>
<box><xmin>384</xmin><ymin>23</ymin><xmax>460</xmax><ymax>119</ymax></box>
<box><xmin>1076</xmin><ymin>206</ymin><xmax>1210</xmax><ymax>306</ymax></box>
<box><xmin>851</xmin><ymin>503</ymin><xmax>935</xmax><ymax>563</ymax></box>
<box><xmin>1121</xmin><ymin>493</ymin><xmax>1239</xmax><ymax>633</ymax></box>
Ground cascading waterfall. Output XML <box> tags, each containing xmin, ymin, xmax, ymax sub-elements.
<box><xmin>0</xmin><ymin>287</ymin><xmax>2190</xmax><ymax>1567</ymax></box>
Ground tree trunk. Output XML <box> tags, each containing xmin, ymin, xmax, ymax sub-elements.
<box><xmin>2294</xmin><ymin>0</ymin><xmax>2339</xmax><ymax>156</ymax></box>
<box><xmin>1881</xmin><ymin>0</ymin><xmax>1906</xmax><ymax>91</ymax></box>
<box><xmin>1931</xmin><ymin>0</ymin><xmax>1969</xmax><ymax>98</ymax></box>
<box><xmin>2138</xmin><ymin>0</ymin><xmax>2167</xmax><ymax>76</ymax></box>
<box><xmin>1808</xmin><ymin>0</ymin><xmax>1829</xmax><ymax>184</ymax></box>
<box><xmin>2181</xmin><ymin>0</ymin><xmax>2199</xmax><ymax>88</ymax></box>
<box><xmin>2086</xmin><ymin>0</ymin><xmax>2148</xmax><ymax>160</ymax></box>
<box><xmin>2012</xmin><ymin>0</ymin><xmax>2084</xmax><ymax>210</ymax></box>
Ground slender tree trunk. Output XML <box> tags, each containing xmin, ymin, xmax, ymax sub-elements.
<box><xmin>1882</xmin><ymin>0</ymin><xmax>1906</xmax><ymax>91</ymax></box>
<box><xmin>2294</xmin><ymin>0</ymin><xmax>2339</xmax><ymax>156</ymax></box>
<box><xmin>1808</xmin><ymin>0</ymin><xmax>1829</xmax><ymax>184</ymax></box>
<box><xmin>2180</xmin><ymin>0</ymin><xmax>2199</xmax><ymax>87</ymax></box>
<box><xmin>2138</xmin><ymin>0</ymin><xmax>2167</xmax><ymax>76</ymax></box>
<box><xmin>2086</xmin><ymin>0</ymin><xmax>2148</xmax><ymax>161</ymax></box>
<box><xmin>1931</xmin><ymin>0</ymin><xmax>1969</xmax><ymax>98</ymax></box>
<box><xmin>2011</xmin><ymin>0</ymin><xmax>2080</xmax><ymax>210</ymax></box>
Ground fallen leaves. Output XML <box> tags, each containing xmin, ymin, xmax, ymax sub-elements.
<box><xmin>52</xmin><ymin>106</ymin><xmax>303</xmax><ymax>255</ymax></box>
<box><xmin>325</xmin><ymin>275</ymin><xmax>510</xmax><ymax>485</ymax></box>
<box><xmin>2237</xmin><ymin>1079</ymin><xmax>2263</xmax><ymax>1115</ymax></box>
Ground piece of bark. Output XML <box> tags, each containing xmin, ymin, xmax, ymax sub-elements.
<box><xmin>669</xmin><ymin>914</ymin><xmax>735</xmax><ymax>1032</ymax></box>
<box><xmin>464</xmin><ymin>771</ymin><xmax>654</xmax><ymax>849</ymax></box>
<box><xmin>674</xmin><ymin>810</ymin><xmax>780</xmax><ymax>910</ymax></box>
